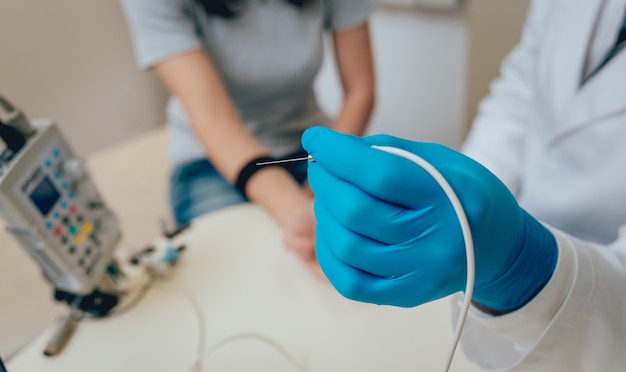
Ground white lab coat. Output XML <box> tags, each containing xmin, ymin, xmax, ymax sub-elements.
<box><xmin>453</xmin><ymin>0</ymin><xmax>626</xmax><ymax>370</ymax></box>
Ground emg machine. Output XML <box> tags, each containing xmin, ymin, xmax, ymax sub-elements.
<box><xmin>0</xmin><ymin>95</ymin><xmax>121</xmax><ymax>297</ymax></box>
<box><xmin>0</xmin><ymin>95</ymin><xmax>187</xmax><ymax>359</ymax></box>
<box><xmin>0</xmin><ymin>95</ymin><xmax>123</xmax><ymax>354</ymax></box>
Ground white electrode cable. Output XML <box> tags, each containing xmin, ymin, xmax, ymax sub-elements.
<box><xmin>102</xmin><ymin>252</ymin><xmax>305</xmax><ymax>371</ymax></box>
<box><xmin>193</xmin><ymin>332</ymin><xmax>306</xmax><ymax>372</ymax></box>
<box><xmin>156</xmin><ymin>282</ymin><xmax>304</xmax><ymax>372</ymax></box>
<box><xmin>371</xmin><ymin>146</ymin><xmax>475</xmax><ymax>372</ymax></box>
<box><xmin>155</xmin><ymin>282</ymin><xmax>209</xmax><ymax>372</ymax></box>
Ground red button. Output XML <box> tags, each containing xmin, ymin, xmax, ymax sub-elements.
<box><xmin>53</xmin><ymin>227</ymin><xmax>63</xmax><ymax>237</ymax></box>
<box><xmin>69</xmin><ymin>206</ymin><xmax>77</xmax><ymax>214</ymax></box>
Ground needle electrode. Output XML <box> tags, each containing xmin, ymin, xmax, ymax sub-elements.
<box><xmin>256</xmin><ymin>155</ymin><xmax>313</xmax><ymax>166</ymax></box>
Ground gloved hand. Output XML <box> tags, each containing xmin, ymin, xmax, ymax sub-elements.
<box><xmin>302</xmin><ymin>127</ymin><xmax>557</xmax><ymax>311</ymax></box>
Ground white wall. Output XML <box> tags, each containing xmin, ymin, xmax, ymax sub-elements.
<box><xmin>316</xmin><ymin>6</ymin><xmax>468</xmax><ymax>149</ymax></box>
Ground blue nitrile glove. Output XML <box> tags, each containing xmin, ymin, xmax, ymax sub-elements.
<box><xmin>302</xmin><ymin>127</ymin><xmax>557</xmax><ymax>311</ymax></box>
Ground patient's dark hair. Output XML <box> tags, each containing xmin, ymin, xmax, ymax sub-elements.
<box><xmin>195</xmin><ymin>0</ymin><xmax>315</xmax><ymax>18</ymax></box>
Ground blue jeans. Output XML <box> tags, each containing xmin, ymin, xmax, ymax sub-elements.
<box><xmin>169</xmin><ymin>149</ymin><xmax>309</xmax><ymax>225</ymax></box>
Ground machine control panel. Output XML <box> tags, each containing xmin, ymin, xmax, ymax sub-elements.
<box><xmin>0</xmin><ymin>120</ymin><xmax>121</xmax><ymax>294</ymax></box>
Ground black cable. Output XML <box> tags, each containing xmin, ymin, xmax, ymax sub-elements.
<box><xmin>0</xmin><ymin>119</ymin><xmax>26</xmax><ymax>154</ymax></box>
<box><xmin>0</xmin><ymin>95</ymin><xmax>16</xmax><ymax>113</ymax></box>
<box><xmin>0</xmin><ymin>95</ymin><xmax>35</xmax><ymax>138</ymax></box>
<box><xmin>0</xmin><ymin>353</ymin><xmax>7</xmax><ymax>372</ymax></box>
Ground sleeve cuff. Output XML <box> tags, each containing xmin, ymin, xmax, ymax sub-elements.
<box><xmin>467</xmin><ymin>226</ymin><xmax>575</xmax><ymax>329</ymax></box>
<box><xmin>137</xmin><ymin>40</ymin><xmax>203</xmax><ymax>70</ymax></box>
<box><xmin>326</xmin><ymin>0</ymin><xmax>373</xmax><ymax>31</ymax></box>
<box><xmin>450</xmin><ymin>227</ymin><xmax>580</xmax><ymax>369</ymax></box>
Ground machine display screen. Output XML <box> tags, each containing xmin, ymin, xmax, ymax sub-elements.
<box><xmin>29</xmin><ymin>176</ymin><xmax>60</xmax><ymax>216</ymax></box>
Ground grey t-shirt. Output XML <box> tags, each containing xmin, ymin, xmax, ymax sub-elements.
<box><xmin>120</xmin><ymin>0</ymin><xmax>372</xmax><ymax>166</ymax></box>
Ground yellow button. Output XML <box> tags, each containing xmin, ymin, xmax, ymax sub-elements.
<box><xmin>74</xmin><ymin>222</ymin><xmax>93</xmax><ymax>245</ymax></box>
<box><xmin>81</xmin><ymin>222</ymin><xmax>93</xmax><ymax>236</ymax></box>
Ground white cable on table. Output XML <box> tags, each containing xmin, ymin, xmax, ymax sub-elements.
<box><xmin>193</xmin><ymin>332</ymin><xmax>305</xmax><ymax>372</ymax></box>
<box><xmin>156</xmin><ymin>282</ymin><xmax>304</xmax><ymax>372</ymax></box>
<box><xmin>154</xmin><ymin>282</ymin><xmax>208</xmax><ymax>372</ymax></box>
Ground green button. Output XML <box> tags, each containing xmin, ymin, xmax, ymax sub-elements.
<box><xmin>69</xmin><ymin>225</ymin><xmax>78</xmax><ymax>235</ymax></box>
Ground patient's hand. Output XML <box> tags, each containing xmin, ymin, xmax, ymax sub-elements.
<box><xmin>302</xmin><ymin>180</ymin><xmax>315</xmax><ymax>198</ymax></box>
<box><xmin>283</xmin><ymin>208</ymin><xmax>325</xmax><ymax>279</ymax></box>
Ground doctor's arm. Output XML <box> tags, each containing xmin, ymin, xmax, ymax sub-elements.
<box><xmin>330</xmin><ymin>22</ymin><xmax>375</xmax><ymax>136</ymax></box>
<box><xmin>453</xmin><ymin>228</ymin><xmax>626</xmax><ymax>370</ymax></box>
<box><xmin>303</xmin><ymin>127</ymin><xmax>626</xmax><ymax>370</ymax></box>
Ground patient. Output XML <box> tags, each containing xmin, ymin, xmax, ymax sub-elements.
<box><xmin>120</xmin><ymin>0</ymin><xmax>375</xmax><ymax>273</ymax></box>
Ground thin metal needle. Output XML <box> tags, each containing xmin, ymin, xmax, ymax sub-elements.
<box><xmin>256</xmin><ymin>155</ymin><xmax>314</xmax><ymax>166</ymax></box>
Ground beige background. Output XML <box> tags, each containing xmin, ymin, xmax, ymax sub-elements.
<box><xmin>464</xmin><ymin>0</ymin><xmax>531</xmax><ymax>133</ymax></box>
<box><xmin>0</xmin><ymin>0</ymin><xmax>168</xmax><ymax>156</ymax></box>
<box><xmin>0</xmin><ymin>0</ymin><xmax>531</xmax><ymax>156</ymax></box>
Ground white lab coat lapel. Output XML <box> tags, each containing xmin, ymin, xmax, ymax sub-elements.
<box><xmin>546</xmin><ymin>0</ymin><xmax>601</xmax><ymax>119</ymax></box>
<box><xmin>551</xmin><ymin>0</ymin><xmax>626</xmax><ymax>143</ymax></box>
<box><xmin>556</xmin><ymin>48</ymin><xmax>626</xmax><ymax>141</ymax></box>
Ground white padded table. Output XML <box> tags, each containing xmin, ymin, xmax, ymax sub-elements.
<box><xmin>9</xmin><ymin>203</ymin><xmax>480</xmax><ymax>372</ymax></box>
